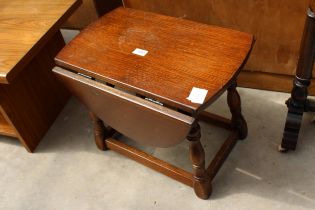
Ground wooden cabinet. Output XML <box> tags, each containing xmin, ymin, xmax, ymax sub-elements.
<box><xmin>0</xmin><ymin>0</ymin><xmax>81</xmax><ymax>152</ymax></box>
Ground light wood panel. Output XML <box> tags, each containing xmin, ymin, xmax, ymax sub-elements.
<box><xmin>0</xmin><ymin>31</ymin><xmax>70</xmax><ymax>152</ymax></box>
<box><xmin>55</xmin><ymin>7</ymin><xmax>248</xmax><ymax>198</ymax></box>
<box><xmin>0</xmin><ymin>1</ymin><xmax>79</xmax><ymax>152</ymax></box>
<box><xmin>0</xmin><ymin>111</ymin><xmax>17</xmax><ymax>138</ymax></box>
<box><xmin>61</xmin><ymin>0</ymin><xmax>315</xmax><ymax>93</ymax></box>
<box><xmin>0</xmin><ymin>0</ymin><xmax>81</xmax><ymax>84</ymax></box>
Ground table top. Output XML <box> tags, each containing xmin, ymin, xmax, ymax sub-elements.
<box><xmin>56</xmin><ymin>7</ymin><xmax>253</xmax><ymax>113</ymax></box>
<box><xmin>0</xmin><ymin>0</ymin><xmax>81</xmax><ymax>84</ymax></box>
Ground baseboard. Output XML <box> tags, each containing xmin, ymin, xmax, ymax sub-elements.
<box><xmin>238</xmin><ymin>71</ymin><xmax>315</xmax><ymax>96</ymax></box>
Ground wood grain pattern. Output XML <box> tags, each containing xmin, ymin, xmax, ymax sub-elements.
<box><xmin>187</xmin><ymin>123</ymin><xmax>212</xmax><ymax>199</ymax></box>
<box><xmin>89</xmin><ymin>112</ymin><xmax>107</xmax><ymax>150</ymax></box>
<box><xmin>227</xmin><ymin>82</ymin><xmax>248</xmax><ymax>139</ymax></box>
<box><xmin>56</xmin><ymin>7</ymin><xmax>253</xmax><ymax>112</ymax></box>
<box><xmin>103</xmin><ymin>116</ymin><xmax>240</xmax><ymax>199</ymax></box>
<box><xmin>55</xmin><ymin>7</ymin><xmax>250</xmax><ymax>198</ymax></box>
<box><xmin>91</xmin><ymin>108</ymin><xmax>243</xmax><ymax>199</ymax></box>
<box><xmin>0</xmin><ymin>0</ymin><xmax>81</xmax><ymax>84</ymax></box>
<box><xmin>0</xmin><ymin>31</ymin><xmax>70</xmax><ymax>152</ymax></box>
<box><xmin>207</xmin><ymin>131</ymin><xmax>239</xmax><ymax>179</ymax></box>
<box><xmin>105</xmin><ymin>138</ymin><xmax>194</xmax><ymax>187</ymax></box>
<box><xmin>123</xmin><ymin>0</ymin><xmax>314</xmax><ymax>78</ymax></box>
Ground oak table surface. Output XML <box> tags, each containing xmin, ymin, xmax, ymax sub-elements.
<box><xmin>0</xmin><ymin>0</ymin><xmax>81</xmax><ymax>84</ymax></box>
<box><xmin>56</xmin><ymin>7</ymin><xmax>253</xmax><ymax>113</ymax></box>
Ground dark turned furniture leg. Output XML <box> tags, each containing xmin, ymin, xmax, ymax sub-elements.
<box><xmin>89</xmin><ymin>112</ymin><xmax>107</xmax><ymax>151</ymax></box>
<box><xmin>280</xmin><ymin>79</ymin><xmax>308</xmax><ymax>152</ymax></box>
<box><xmin>89</xmin><ymin>112</ymin><xmax>117</xmax><ymax>151</ymax></box>
<box><xmin>280</xmin><ymin>7</ymin><xmax>315</xmax><ymax>152</ymax></box>
<box><xmin>227</xmin><ymin>81</ymin><xmax>248</xmax><ymax>140</ymax></box>
<box><xmin>187</xmin><ymin>122</ymin><xmax>212</xmax><ymax>200</ymax></box>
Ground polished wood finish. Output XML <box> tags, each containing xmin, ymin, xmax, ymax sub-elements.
<box><xmin>0</xmin><ymin>1</ymin><xmax>81</xmax><ymax>152</ymax></box>
<box><xmin>207</xmin><ymin>131</ymin><xmax>239</xmax><ymax>179</ymax></box>
<box><xmin>105</xmin><ymin>137</ymin><xmax>194</xmax><ymax>187</ymax></box>
<box><xmin>55</xmin><ymin>7</ymin><xmax>252</xmax><ymax>199</ymax></box>
<box><xmin>199</xmin><ymin>111</ymin><xmax>232</xmax><ymax>130</ymax></box>
<box><xmin>87</xmin><ymin>107</ymin><xmax>241</xmax><ymax>200</ymax></box>
<box><xmin>66</xmin><ymin>0</ymin><xmax>315</xmax><ymax>93</ymax></box>
<box><xmin>227</xmin><ymin>82</ymin><xmax>248</xmax><ymax>139</ymax></box>
<box><xmin>281</xmin><ymin>4</ymin><xmax>315</xmax><ymax>152</ymax></box>
<box><xmin>54</xmin><ymin>67</ymin><xmax>194</xmax><ymax>148</ymax></box>
<box><xmin>56</xmin><ymin>7</ymin><xmax>253</xmax><ymax>113</ymax></box>
<box><xmin>205</xmin><ymin>83</ymin><xmax>246</xmax><ymax>180</ymax></box>
<box><xmin>0</xmin><ymin>0</ymin><xmax>81</xmax><ymax>84</ymax></box>
<box><xmin>87</xmin><ymin>110</ymin><xmax>240</xmax><ymax>199</ymax></box>
<box><xmin>89</xmin><ymin>112</ymin><xmax>107</xmax><ymax>150</ymax></box>
<box><xmin>187</xmin><ymin>123</ymin><xmax>212</xmax><ymax>199</ymax></box>
<box><xmin>55</xmin><ymin>76</ymin><xmax>247</xmax><ymax>199</ymax></box>
<box><xmin>123</xmin><ymin>0</ymin><xmax>314</xmax><ymax>78</ymax></box>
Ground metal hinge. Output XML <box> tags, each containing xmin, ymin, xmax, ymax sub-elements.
<box><xmin>145</xmin><ymin>97</ymin><xmax>163</xmax><ymax>106</ymax></box>
<box><xmin>78</xmin><ymin>72</ymin><xmax>92</xmax><ymax>79</ymax></box>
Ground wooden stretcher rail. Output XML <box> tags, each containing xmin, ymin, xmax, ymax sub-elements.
<box><xmin>105</xmin><ymin>138</ymin><xmax>194</xmax><ymax>187</ymax></box>
<box><xmin>207</xmin><ymin>131</ymin><xmax>239</xmax><ymax>180</ymax></box>
<box><xmin>199</xmin><ymin>111</ymin><xmax>232</xmax><ymax>130</ymax></box>
<box><xmin>104</xmin><ymin>129</ymin><xmax>240</xmax><ymax>190</ymax></box>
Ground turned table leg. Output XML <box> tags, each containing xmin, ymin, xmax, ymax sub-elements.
<box><xmin>227</xmin><ymin>82</ymin><xmax>248</xmax><ymax>140</ymax></box>
<box><xmin>280</xmin><ymin>7</ymin><xmax>315</xmax><ymax>152</ymax></box>
<box><xmin>89</xmin><ymin>112</ymin><xmax>107</xmax><ymax>151</ymax></box>
<box><xmin>187</xmin><ymin>123</ymin><xmax>212</xmax><ymax>199</ymax></box>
